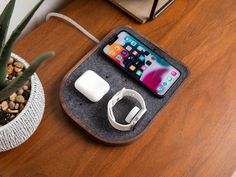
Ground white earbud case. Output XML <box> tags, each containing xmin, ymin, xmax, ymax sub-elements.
<box><xmin>74</xmin><ymin>70</ymin><xmax>110</xmax><ymax>102</ymax></box>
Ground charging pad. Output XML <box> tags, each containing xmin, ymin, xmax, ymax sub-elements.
<box><xmin>60</xmin><ymin>26</ymin><xmax>189</xmax><ymax>145</ymax></box>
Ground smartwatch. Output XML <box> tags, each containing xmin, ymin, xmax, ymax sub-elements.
<box><xmin>107</xmin><ymin>88</ymin><xmax>147</xmax><ymax>131</ymax></box>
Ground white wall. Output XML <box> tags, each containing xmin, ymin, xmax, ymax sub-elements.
<box><xmin>0</xmin><ymin>0</ymin><xmax>70</xmax><ymax>39</ymax></box>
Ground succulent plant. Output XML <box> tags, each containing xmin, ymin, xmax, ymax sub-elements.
<box><xmin>0</xmin><ymin>0</ymin><xmax>54</xmax><ymax>102</ymax></box>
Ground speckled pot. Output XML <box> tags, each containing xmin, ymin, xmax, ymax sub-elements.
<box><xmin>0</xmin><ymin>53</ymin><xmax>45</xmax><ymax>152</ymax></box>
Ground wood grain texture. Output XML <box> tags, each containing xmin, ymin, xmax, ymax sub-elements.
<box><xmin>0</xmin><ymin>0</ymin><xmax>236</xmax><ymax>177</ymax></box>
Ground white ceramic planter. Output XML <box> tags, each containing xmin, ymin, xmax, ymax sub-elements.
<box><xmin>0</xmin><ymin>53</ymin><xmax>45</xmax><ymax>152</ymax></box>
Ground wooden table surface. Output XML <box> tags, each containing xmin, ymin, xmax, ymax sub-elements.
<box><xmin>1</xmin><ymin>0</ymin><xmax>236</xmax><ymax>176</ymax></box>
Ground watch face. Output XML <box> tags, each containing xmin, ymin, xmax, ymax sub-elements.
<box><xmin>103</xmin><ymin>31</ymin><xmax>181</xmax><ymax>96</ymax></box>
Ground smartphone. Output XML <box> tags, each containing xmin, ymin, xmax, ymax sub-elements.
<box><xmin>103</xmin><ymin>31</ymin><xmax>181</xmax><ymax>97</ymax></box>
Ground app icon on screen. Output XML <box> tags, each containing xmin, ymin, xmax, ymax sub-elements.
<box><xmin>129</xmin><ymin>65</ymin><xmax>136</xmax><ymax>71</ymax></box>
<box><xmin>136</xmin><ymin>70</ymin><xmax>142</xmax><ymax>76</ymax></box>
<box><xmin>141</xmin><ymin>65</ymin><xmax>147</xmax><ymax>70</ymax></box>
<box><xmin>162</xmin><ymin>82</ymin><xmax>167</xmax><ymax>86</ymax></box>
<box><xmin>167</xmin><ymin>76</ymin><xmax>172</xmax><ymax>82</ymax></box>
<box><xmin>171</xmin><ymin>71</ymin><xmax>177</xmax><ymax>76</ymax></box>
<box><xmin>116</xmin><ymin>55</ymin><xmax>122</xmax><ymax>60</ymax></box>
<box><xmin>146</xmin><ymin>61</ymin><xmax>152</xmax><ymax>66</ymax></box>
<box><xmin>114</xmin><ymin>46</ymin><xmax>121</xmax><ymax>51</ymax></box>
<box><xmin>132</xmin><ymin>51</ymin><xmax>138</xmax><ymax>56</ymax></box>
<box><xmin>139</xmin><ymin>55</ymin><xmax>145</xmax><ymax>62</ymax></box>
<box><xmin>157</xmin><ymin>86</ymin><xmax>163</xmax><ymax>93</ymax></box>
<box><xmin>131</xmin><ymin>41</ymin><xmax>137</xmax><ymax>46</ymax></box>
<box><xmin>151</xmin><ymin>56</ymin><xmax>156</xmax><ymax>61</ymax></box>
<box><xmin>125</xmin><ymin>36</ymin><xmax>131</xmax><ymax>42</ymax></box>
<box><xmin>109</xmin><ymin>50</ymin><xmax>116</xmax><ymax>56</ymax></box>
<box><xmin>126</xmin><ymin>46</ymin><xmax>132</xmax><ymax>51</ymax></box>
<box><xmin>137</xmin><ymin>46</ymin><xmax>144</xmax><ymax>51</ymax></box>
<box><xmin>121</xmin><ymin>50</ymin><xmax>128</xmax><ymax>56</ymax></box>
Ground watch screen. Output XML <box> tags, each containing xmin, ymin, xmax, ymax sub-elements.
<box><xmin>103</xmin><ymin>31</ymin><xmax>181</xmax><ymax>96</ymax></box>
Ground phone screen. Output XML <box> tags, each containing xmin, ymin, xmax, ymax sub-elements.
<box><xmin>103</xmin><ymin>31</ymin><xmax>181</xmax><ymax>96</ymax></box>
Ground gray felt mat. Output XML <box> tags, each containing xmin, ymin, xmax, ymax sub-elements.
<box><xmin>61</xmin><ymin>26</ymin><xmax>189</xmax><ymax>144</ymax></box>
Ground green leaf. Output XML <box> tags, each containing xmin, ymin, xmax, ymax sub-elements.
<box><xmin>0</xmin><ymin>0</ymin><xmax>44</xmax><ymax>89</ymax></box>
<box><xmin>0</xmin><ymin>0</ymin><xmax>16</xmax><ymax>50</ymax></box>
<box><xmin>0</xmin><ymin>0</ymin><xmax>16</xmax><ymax>88</ymax></box>
<box><xmin>0</xmin><ymin>51</ymin><xmax>55</xmax><ymax>102</ymax></box>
